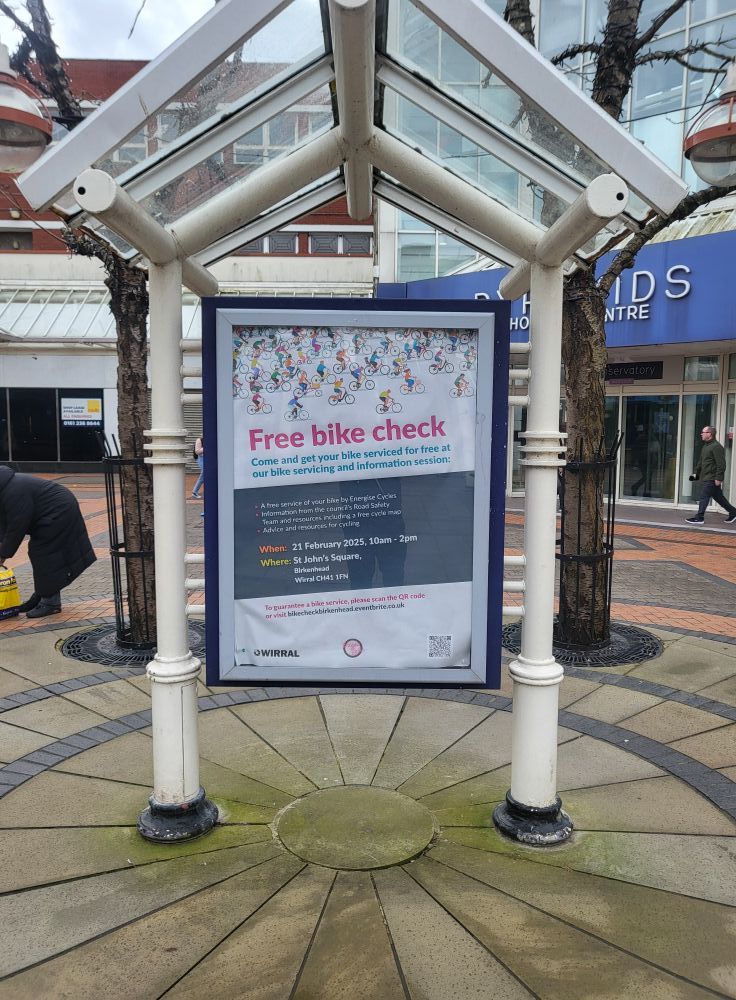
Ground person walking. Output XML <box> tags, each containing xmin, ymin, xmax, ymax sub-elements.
<box><xmin>685</xmin><ymin>426</ymin><xmax>736</xmax><ymax>525</ymax></box>
<box><xmin>192</xmin><ymin>434</ymin><xmax>204</xmax><ymax>499</ymax></box>
<box><xmin>0</xmin><ymin>466</ymin><xmax>96</xmax><ymax>617</ymax></box>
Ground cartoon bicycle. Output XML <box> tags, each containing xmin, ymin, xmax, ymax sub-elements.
<box><xmin>429</xmin><ymin>359</ymin><xmax>455</xmax><ymax>375</ymax></box>
<box><xmin>328</xmin><ymin>383</ymin><xmax>355</xmax><ymax>405</ymax></box>
<box><xmin>451</xmin><ymin>375</ymin><xmax>474</xmax><ymax>397</ymax></box>
<box><xmin>247</xmin><ymin>399</ymin><xmax>272</xmax><ymax>415</ymax></box>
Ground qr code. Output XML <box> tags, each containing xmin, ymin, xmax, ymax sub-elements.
<box><xmin>428</xmin><ymin>635</ymin><xmax>452</xmax><ymax>658</ymax></box>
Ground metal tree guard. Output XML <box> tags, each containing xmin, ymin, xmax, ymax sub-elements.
<box><xmin>555</xmin><ymin>432</ymin><xmax>623</xmax><ymax>650</ymax></box>
<box><xmin>101</xmin><ymin>436</ymin><xmax>155</xmax><ymax>650</ymax></box>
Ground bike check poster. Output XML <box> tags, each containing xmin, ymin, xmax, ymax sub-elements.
<box><xmin>207</xmin><ymin>303</ymin><xmax>506</xmax><ymax>686</ymax></box>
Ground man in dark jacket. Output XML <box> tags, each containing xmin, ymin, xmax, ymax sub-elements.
<box><xmin>686</xmin><ymin>426</ymin><xmax>736</xmax><ymax>525</ymax></box>
<box><xmin>0</xmin><ymin>467</ymin><xmax>96</xmax><ymax>617</ymax></box>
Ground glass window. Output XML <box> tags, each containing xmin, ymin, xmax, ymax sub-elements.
<box><xmin>622</xmin><ymin>395</ymin><xmax>679</xmax><ymax>501</ymax></box>
<box><xmin>691</xmin><ymin>0</ymin><xmax>735</xmax><ymax>23</ymax></box>
<box><xmin>605</xmin><ymin>396</ymin><xmax>620</xmax><ymax>454</ymax></box>
<box><xmin>343</xmin><ymin>233</ymin><xmax>372</xmax><ymax>254</ymax></box>
<box><xmin>397</xmin><ymin>232</ymin><xmax>435</xmax><ymax>281</ymax></box>
<box><xmin>10</xmin><ymin>388</ymin><xmax>57</xmax><ymax>462</ymax></box>
<box><xmin>684</xmin><ymin>356</ymin><xmax>719</xmax><ymax>381</ymax></box>
<box><xmin>678</xmin><ymin>394</ymin><xmax>717</xmax><ymax>503</ymax></box>
<box><xmin>730</xmin><ymin>353</ymin><xmax>736</xmax><ymax>379</ymax></box>
<box><xmin>686</xmin><ymin>16</ymin><xmax>736</xmax><ymax>121</ymax></box>
<box><xmin>438</xmin><ymin>233</ymin><xmax>477</xmax><ymax>275</ymax></box>
<box><xmin>310</xmin><ymin>233</ymin><xmax>339</xmax><ymax>254</ymax></box>
<box><xmin>59</xmin><ymin>391</ymin><xmax>104</xmax><ymax>463</ymax></box>
<box><xmin>539</xmin><ymin>0</ymin><xmax>583</xmax><ymax>57</ymax></box>
<box><xmin>269</xmin><ymin>233</ymin><xmax>297</xmax><ymax>254</ymax></box>
<box><xmin>240</xmin><ymin>238</ymin><xmax>264</xmax><ymax>254</ymax></box>
<box><xmin>398</xmin><ymin>211</ymin><xmax>433</xmax><ymax>232</ymax></box>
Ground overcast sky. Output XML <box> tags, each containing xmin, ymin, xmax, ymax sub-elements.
<box><xmin>1</xmin><ymin>0</ymin><xmax>317</xmax><ymax>60</ymax></box>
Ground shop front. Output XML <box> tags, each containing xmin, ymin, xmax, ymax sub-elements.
<box><xmin>378</xmin><ymin>229</ymin><xmax>736</xmax><ymax>508</ymax></box>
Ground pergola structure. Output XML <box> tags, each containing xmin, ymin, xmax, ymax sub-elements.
<box><xmin>17</xmin><ymin>0</ymin><xmax>687</xmax><ymax>844</ymax></box>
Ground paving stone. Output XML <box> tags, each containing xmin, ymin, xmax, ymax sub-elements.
<box><xmin>669</xmin><ymin>724</ymin><xmax>736</xmax><ymax>768</ymax></box>
<box><xmin>565</xmin><ymin>684</ymin><xmax>663</xmax><ymax>724</ymax></box>
<box><xmin>372</xmin><ymin>698</ymin><xmax>491</xmax><ymax>790</ymax></box>
<box><xmin>232</xmin><ymin>697</ymin><xmax>343</xmax><ymax>788</ymax></box>
<box><xmin>697</xmin><ymin>673</ymin><xmax>736</xmax><ymax>709</ymax></box>
<box><xmin>720</xmin><ymin>765</ymin><xmax>736</xmax><ymax>780</ymax></box>
<box><xmin>0</xmin><ymin>698</ymin><xmax>109</xmax><ymax>739</ymax></box>
<box><xmin>619</xmin><ymin>701</ymin><xmax>733</xmax><ymax>743</ymax></box>
<box><xmin>0</xmin><ymin>839</ymin><xmax>281</xmax><ymax>977</ymax></box>
<box><xmin>198</xmin><ymin>708</ymin><xmax>315</xmax><ymax>798</ymax></box>
<box><xmin>0</xmin><ymin>771</ymin><xmax>150</xmax><ymax>828</ymax></box>
<box><xmin>562</xmin><ymin>774</ymin><xmax>736</xmax><ymax>834</ymax></box>
<box><xmin>0</xmin><ymin>851</ymin><xmax>301</xmax><ymax>1000</ymax></box>
<box><xmin>0</xmin><ymin>631</ymin><xmax>102</xmax><ymax>685</ymax></box>
<box><xmin>0</xmin><ymin>823</ymin><xmax>271</xmax><ymax>896</ymax></box>
<box><xmin>442</xmin><ymin>827</ymin><xmax>736</xmax><ymax>906</ymax></box>
<box><xmin>319</xmin><ymin>694</ymin><xmax>404</xmax><ymax>785</ymax></box>
<box><xmin>373</xmin><ymin>865</ymin><xmax>533</xmax><ymax>999</ymax></box>
<box><xmin>165</xmin><ymin>864</ymin><xmax>335</xmax><ymax>1000</ymax></box>
<box><xmin>293</xmin><ymin>871</ymin><xmax>406</xmax><ymax>1000</ymax></box>
<box><xmin>557</xmin><ymin>675</ymin><xmax>602</xmax><ymax>708</ymax></box>
<box><xmin>398</xmin><ymin>711</ymin><xmax>513</xmax><ymax>799</ymax></box>
<box><xmin>0</xmin><ymin>669</ymin><xmax>40</xmax><ymax>699</ymax></box>
<box><xmin>554</xmin><ymin>734</ymin><xmax>664</xmax><ymax>791</ymax></box>
<box><xmin>416</xmin><ymin>767</ymin><xmax>512</xmax><ymax>813</ymax></box>
<box><xmin>424</xmin><ymin>843</ymin><xmax>734</xmax><ymax>997</ymax></box>
<box><xmin>61</xmin><ymin>679</ymin><xmax>151</xmax><ymax>720</ymax></box>
<box><xmin>627</xmin><ymin>638</ymin><xmax>736</xmax><ymax>693</ymax></box>
<box><xmin>0</xmin><ymin>721</ymin><xmax>53</xmax><ymax>763</ymax></box>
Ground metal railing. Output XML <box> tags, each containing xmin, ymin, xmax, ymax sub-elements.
<box><xmin>555</xmin><ymin>432</ymin><xmax>623</xmax><ymax>649</ymax></box>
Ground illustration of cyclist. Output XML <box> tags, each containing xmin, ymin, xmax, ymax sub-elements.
<box><xmin>448</xmin><ymin>331</ymin><xmax>459</xmax><ymax>352</ymax></box>
<box><xmin>283</xmin><ymin>355</ymin><xmax>297</xmax><ymax>377</ymax></box>
<box><xmin>454</xmin><ymin>373</ymin><xmax>469</xmax><ymax>395</ymax></box>
<box><xmin>433</xmin><ymin>347</ymin><xmax>445</xmax><ymax>366</ymax></box>
<box><xmin>332</xmin><ymin>378</ymin><xmax>346</xmax><ymax>402</ymax></box>
<box><xmin>288</xmin><ymin>394</ymin><xmax>304</xmax><ymax>419</ymax></box>
<box><xmin>366</xmin><ymin>349</ymin><xmax>381</xmax><ymax>372</ymax></box>
<box><xmin>378</xmin><ymin>388</ymin><xmax>393</xmax><ymax>412</ymax></box>
<box><xmin>251</xmin><ymin>389</ymin><xmax>265</xmax><ymax>412</ymax></box>
<box><xmin>310</xmin><ymin>333</ymin><xmax>321</xmax><ymax>355</ymax></box>
<box><xmin>463</xmin><ymin>344</ymin><xmax>476</xmax><ymax>367</ymax></box>
<box><xmin>269</xmin><ymin>368</ymin><xmax>283</xmax><ymax>389</ymax></box>
<box><xmin>349</xmin><ymin>362</ymin><xmax>364</xmax><ymax>386</ymax></box>
<box><xmin>391</xmin><ymin>355</ymin><xmax>404</xmax><ymax>377</ymax></box>
<box><xmin>335</xmin><ymin>348</ymin><xmax>348</xmax><ymax>370</ymax></box>
<box><xmin>316</xmin><ymin>360</ymin><xmax>327</xmax><ymax>380</ymax></box>
<box><xmin>403</xmin><ymin>368</ymin><xmax>415</xmax><ymax>391</ymax></box>
<box><xmin>296</xmin><ymin>369</ymin><xmax>309</xmax><ymax>394</ymax></box>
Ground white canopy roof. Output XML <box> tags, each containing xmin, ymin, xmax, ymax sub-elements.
<box><xmin>16</xmin><ymin>0</ymin><xmax>688</xmax><ymax>285</ymax></box>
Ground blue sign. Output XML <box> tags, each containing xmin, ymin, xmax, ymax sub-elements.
<box><xmin>378</xmin><ymin>230</ymin><xmax>736</xmax><ymax>349</ymax></box>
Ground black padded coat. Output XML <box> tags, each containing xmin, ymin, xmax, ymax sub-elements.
<box><xmin>0</xmin><ymin>467</ymin><xmax>96</xmax><ymax>597</ymax></box>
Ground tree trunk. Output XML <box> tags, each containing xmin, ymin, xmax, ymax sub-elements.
<box><xmin>107</xmin><ymin>260</ymin><xmax>156</xmax><ymax>645</ymax></box>
<box><xmin>559</xmin><ymin>268</ymin><xmax>609</xmax><ymax>646</ymax></box>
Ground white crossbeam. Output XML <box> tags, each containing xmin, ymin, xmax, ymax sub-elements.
<box><xmin>329</xmin><ymin>0</ymin><xmax>375</xmax><ymax>220</ymax></box>
<box><xmin>73</xmin><ymin>169</ymin><xmax>218</xmax><ymax>298</ymax></box>
<box><xmin>369</xmin><ymin>130</ymin><xmax>542</xmax><ymax>262</ymax></box>
<box><xmin>169</xmin><ymin>129</ymin><xmax>346</xmax><ymax>257</ymax></box>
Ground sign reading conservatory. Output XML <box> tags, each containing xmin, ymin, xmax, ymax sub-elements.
<box><xmin>202</xmin><ymin>298</ymin><xmax>510</xmax><ymax>687</ymax></box>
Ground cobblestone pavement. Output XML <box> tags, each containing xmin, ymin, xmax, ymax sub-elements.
<box><xmin>0</xmin><ymin>476</ymin><xmax>733</xmax><ymax>997</ymax></box>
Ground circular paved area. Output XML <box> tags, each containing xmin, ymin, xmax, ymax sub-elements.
<box><xmin>0</xmin><ymin>627</ymin><xmax>734</xmax><ymax>998</ymax></box>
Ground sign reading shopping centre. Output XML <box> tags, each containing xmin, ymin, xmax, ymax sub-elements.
<box><xmin>202</xmin><ymin>298</ymin><xmax>509</xmax><ymax>687</ymax></box>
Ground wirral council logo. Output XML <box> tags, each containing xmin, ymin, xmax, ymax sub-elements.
<box><xmin>253</xmin><ymin>649</ymin><xmax>300</xmax><ymax>658</ymax></box>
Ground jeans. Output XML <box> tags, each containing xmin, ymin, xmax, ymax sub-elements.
<box><xmin>193</xmin><ymin>455</ymin><xmax>204</xmax><ymax>496</ymax></box>
<box><xmin>696</xmin><ymin>479</ymin><xmax>736</xmax><ymax>518</ymax></box>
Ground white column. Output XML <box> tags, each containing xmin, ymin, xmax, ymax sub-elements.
<box><xmin>495</xmin><ymin>262</ymin><xmax>571</xmax><ymax>844</ymax></box>
<box><xmin>138</xmin><ymin>260</ymin><xmax>216</xmax><ymax>841</ymax></box>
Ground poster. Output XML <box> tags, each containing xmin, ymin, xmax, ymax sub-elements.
<box><xmin>60</xmin><ymin>397</ymin><xmax>103</xmax><ymax>427</ymax></box>
<box><xmin>206</xmin><ymin>302</ymin><xmax>508</xmax><ymax>686</ymax></box>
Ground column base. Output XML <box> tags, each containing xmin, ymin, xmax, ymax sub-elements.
<box><xmin>137</xmin><ymin>787</ymin><xmax>218</xmax><ymax>843</ymax></box>
<box><xmin>493</xmin><ymin>791</ymin><xmax>572</xmax><ymax>846</ymax></box>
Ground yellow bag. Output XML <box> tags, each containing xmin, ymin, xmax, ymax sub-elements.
<box><xmin>0</xmin><ymin>563</ymin><xmax>21</xmax><ymax>619</ymax></box>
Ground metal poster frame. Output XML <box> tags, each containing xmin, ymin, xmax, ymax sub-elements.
<box><xmin>202</xmin><ymin>297</ymin><xmax>510</xmax><ymax>687</ymax></box>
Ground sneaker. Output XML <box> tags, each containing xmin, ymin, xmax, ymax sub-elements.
<box><xmin>191</xmin><ymin>491</ymin><xmax>199</xmax><ymax>499</ymax></box>
<box><xmin>685</xmin><ymin>516</ymin><xmax>705</xmax><ymax>524</ymax></box>
<box><xmin>725</xmin><ymin>514</ymin><xmax>736</xmax><ymax>524</ymax></box>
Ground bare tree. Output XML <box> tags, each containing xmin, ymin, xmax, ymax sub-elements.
<box><xmin>505</xmin><ymin>0</ymin><xmax>735</xmax><ymax>647</ymax></box>
<box><xmin>1</xmin><ymin>0</ymin><xmax>156</xmax><ymax>643</ymax></box>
